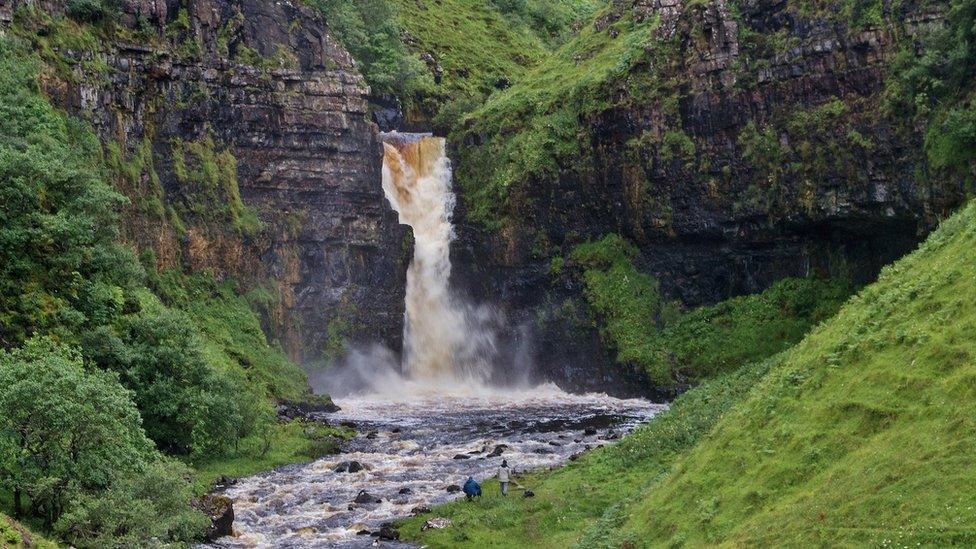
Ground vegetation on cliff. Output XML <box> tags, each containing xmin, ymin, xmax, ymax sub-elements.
<box><xmin>405</xmin><ymin>195</ymin><xmax>976</xmax><ymax>546</ymax></box>
<box><xmin>0</xmin><ymin>35</ymin><xmax>332</xmax><ymax>547</ymax></box>
<box><xmin>569</xmin><ymin>234</ymin><xmax>852</xmax><ymax>384</ymax></box>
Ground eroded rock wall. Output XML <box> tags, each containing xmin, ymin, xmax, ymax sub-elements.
<box><xmin>0</xmin><ymin>0</ymin><xmax>408</xmax><ymax>364</ymax></box>
<box><xmin>450</xmin><ymin>0</ymin><xmax>961</xmax><ymax>396</ymax></box>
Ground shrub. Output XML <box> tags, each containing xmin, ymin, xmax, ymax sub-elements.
<box><xmin>54</xmin><ymin>460</ymin><xmax>209</xmax><ymax>547</ymax></box>
<box><xmin>65</xmin><ymin>0</ymin><xmax>110</xmax><ymax>23</ymax></box>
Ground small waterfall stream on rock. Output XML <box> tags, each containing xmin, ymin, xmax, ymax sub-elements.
<box><xmin>211</xmin><ymin>134</ymin><xmax>663</xmax><ymax>547</ymax></box>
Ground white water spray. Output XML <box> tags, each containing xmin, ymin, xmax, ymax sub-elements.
<box><xmin>380</xmin><ymin>133</ymin><xmax>497</xmax><ymax>385</ymax></box>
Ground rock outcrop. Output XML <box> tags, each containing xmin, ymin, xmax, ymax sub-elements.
<box><xmin>448</xmin><ymin>0</ymin><xmax>962</xmax><ymax>396</ymax></box>
<box><xmin>0</xmin><ymin>0</ymin><xmax>409</xmax><ymax>363</ymax></box>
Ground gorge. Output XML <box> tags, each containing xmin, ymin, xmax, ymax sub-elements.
<box><xmin>1</xmin><ymin>0</ymin><xmax>975</xmax><ymax>547</ymax></box>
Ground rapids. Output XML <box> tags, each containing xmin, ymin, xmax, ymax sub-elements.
<box><xmin>212</xmin><ymin>389</ymin><xmax>663</xmax><ymax>547</ymax></box>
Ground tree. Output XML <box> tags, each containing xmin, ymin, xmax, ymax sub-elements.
<box><xmin>0</xmin><ymin>337</ymin><xmax>153</xmax><ymax>526</ymax></box>
<box><xmin>83</xmin><ymin>310</ymin><xmax>249</xmax><ymax>457</ymax></box>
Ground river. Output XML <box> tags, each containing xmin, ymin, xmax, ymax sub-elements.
<box><xmin>212</xmin><ymin>386</ymin><xmax>663</xmax><ymax>547</ymax></box>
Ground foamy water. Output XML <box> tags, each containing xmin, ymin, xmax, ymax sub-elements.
<box><xmin>212</xmin><ymin>390</ymin><xmax>663</xmax><ymax>548</ymax></box>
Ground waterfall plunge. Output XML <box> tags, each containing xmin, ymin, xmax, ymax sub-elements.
<box><xmin>380</xmin><ymin>134</ymin><xmax>497</xmax><ymax>385</ymax></box>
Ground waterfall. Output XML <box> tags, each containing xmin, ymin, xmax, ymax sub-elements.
<box><xmin>380</xmin><ymin>133</ymin><xmax>495</xmax><ymax>384</ymax></box>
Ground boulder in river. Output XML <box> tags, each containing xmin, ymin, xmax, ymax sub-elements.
<box><xmin>353</xmin><ymin>490</ymin><xmax>381</xmax><ymax>504</ymax></box>
<box><xmin>445</xmin><ymin>484</ymin><xmax>462</xmax><ymax>493</ymax></box>
<box><xmin>583</xmin><ymin>427</ymin><xmax>598</xmax><ymax>436</ymax></box>
<box><xmin>334</xmin><ymin>461</ymin><xmax>366</xmax><ymax>473</ymax></box>
<box><xmin>377</xmin><ymin>522</ymin><xmax>400</xmax><ymax>540</ymax></box>
<box><xmin>398</xmin><ymin>487</ymin><xmax>412</xmax><ymax>495</ymax></box>
<box><xmin>422</xmin><ymin>517</ymin><xmax>453</xmax><ymax>531</ymax></box>
<box><xmin>487</xmin><ymin>444</ymin><xmax>508</xmax><ymax>457</ymax></box>
<box><xmin>193</xmin><ymin>494</ymin><xmax>234</xmax><ymax>541</ymax></box>
<box><xmin>532</xmin><ymin>448</ymin><xmax>554</xmax><ymax>455</ymax></box>
<box><xmin>411</xmin><ymin>505</ymin><xmax>432</xmax><ymax>515</ymax></box>
<box><xmin>356</xmin><ymin>529</ymin><xmax>370</xmax><ymax>536</ymax></box>
<box><xmin>453</xmin><ymin>454</ymin><xmax>471</xmax><ymax>460</ymax></box>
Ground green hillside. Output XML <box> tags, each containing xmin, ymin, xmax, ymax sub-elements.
<box><xmin>403</xmin><ymin>199</ymin><xmax>976</xmax><ymax>546</ymax></box>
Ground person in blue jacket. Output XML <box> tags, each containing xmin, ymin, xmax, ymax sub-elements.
<box><xmin>462</xmin><ymin>476</ymin><xmax>481</xmax><ymax>500</ymax></box>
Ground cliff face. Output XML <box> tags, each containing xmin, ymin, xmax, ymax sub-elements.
<box><xmin>0</xmin><ymin>0</ymin><xmax>409</xmax><ymax>364</ymax></box>
<box><xmin>447</xmin><ymin>0</ymin><xmax>963</xmax><ymax>395</ymax></box>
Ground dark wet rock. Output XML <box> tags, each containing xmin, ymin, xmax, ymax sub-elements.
<box><xmin>377</xmin><ymin>523</ymin><xmax>400</xmax><ymax>540</ymax></box>
<box><xmin>453</xmin><ymin>454</ymin><xmax>471</xmax><ymax>460</ymax></box>
<box><xmin>445</xmin><ymin>485</ymin><xmax>462</xmax><ymax>493</ymax></box>
<box><xmin>574</xmin><ymin>439</ymin><xmax>582</xmax><ymax>443</ymax></box>
<box><xmin>583</xmin><ymin>427</ymin><xmax>598</xmax><ymax>436</ymax></box>
<box><xmin>549</xmin><ymin>441</ymin><xmax>563</xmax><ymax>447</ymax></box>
<box><xmin>365</xmin><ymin>430</ymin><xmax>379</xmax><ymax>440</ymax></box>
<box><xmin>353</xmin><ymin>490</ymin><xmax>381</xmax><ymax>504</ymax></box>
<box><xmin>340</xmin><ymin>421</ymin><xmax>357</xmax><ymax>429</ymax></box>
<box><xmin>570</xmin><ymin>453</ymin><xmax>583</xmax><ymax>461</ymax></box>
<box><xmin>398</xmin><ymin>487</ymin><xmax>412</xmax><ymax>495</ymax></box>
<box><xmin>356</xmin><ymin>529</ymin><xmax>371</xmax><ymax>536</ymax></box>
<box><xmin>212</xmin><ymin>475</ymin><xmax>237</xmax><ymax>490</ymax></box>
<box><xmin>193</xmin><ymin>494</ymin><xmax>234</xmax><ymax>542</ymax></box>
<box><xmin>524</xmin><ymin>490</ymin><xmax>535</xmax><ymax>498</ymax></box>
<box><xmin>411</xmin><ymin>505</ymin><xmax>432</xmax><ymax>515</ymax></box>
<box><xmin>334</xmin><ymin>461</ymin><xmax>366</xmax><ymax>473</ymax></box>
<box><xmin>391</xmin><ymin>428</ymin><xmax>401</xmax><ymax>434</ymax></box>
<box><xmin>487</xmin><ymin>444</ymin><xmax>508</xmax><ymax>457</ymax></box>
<box><xmin>532</xmin><ymin>448</ymin><xmax>555</xmax><ymax>455</ymax></box>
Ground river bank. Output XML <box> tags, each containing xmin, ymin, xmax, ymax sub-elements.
<box><xmin>209</xmin><ymin>387</ymin><xmax>661</xmax><ymax>547</ymax></box>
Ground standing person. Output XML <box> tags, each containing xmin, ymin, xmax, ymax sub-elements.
<box><xmin>497</xmin><ymin>460</ymin><xmax>511</xmax><ymax>496</ymax></box>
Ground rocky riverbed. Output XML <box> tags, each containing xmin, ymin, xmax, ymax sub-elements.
<box><xmin>210</xmin><ymin>385</ymin><xmax>663</xmax><ymax>547</ymax></box>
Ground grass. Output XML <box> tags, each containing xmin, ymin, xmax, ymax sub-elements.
<box><xmin>452</xmin><ymin>5</ymin><xmax>657</xmax><ymax>225</ymax></box>
<box><xmin>146</xmin><ymin>271</ymin><xmax>309</xmax><ymax>402</ymax></box>
<box><xmin>0</xmin><ymin>513</ymin><xmax>58</xmax><ymax>549</ymax></box>
<box><xmin>570</xmin><ymin>234</ymin><xmax>852</xmax><ymax>384</ymax></box>
<box><xmin>615</xmin><ymin>198</ymin><xmax>976</xmax><ymax>547</ymax></box>
<box><xmin>406</xmin><ymin>199</ymin><xmax>976</xmax><ymax>546</ymax></box>
<box><xmin>190</xmin><ymin>421</ymin><xmax>353</xmax><ymax>495</ymax></box>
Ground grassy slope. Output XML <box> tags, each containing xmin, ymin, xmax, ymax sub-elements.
<box><xmin>406</xmin><ymin>200</ymin><xmax>976</xmax><ymax>547</ymax></box>
<box><xmin>393</xmin><ymin>0</ymin><xmax>546</xmax><ymax>98</ymax></box>
<box><xmin>0</xmin><ymin>514</ymin><xmax>57</xmax><ymax>549</ymax></box>
<box><xmin>619</xmin><ymin>200</ymin><xmax>976</xmax><ymax>546</ymax></box>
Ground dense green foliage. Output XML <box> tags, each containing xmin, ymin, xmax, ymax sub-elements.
<box><xmin>54</xmin><ymin>460</ymin><xmax>208</xmax><ymax>548</ymax></box>
<box><xmin>1</xmin><ymin>513</ymin><xmax>57</xmax><ymax>549</ymax></box>
<box><xmin>305</xmin><ymin>0</ymin><xmax>433</xmax><ymax>99</ymax></box>
<box><xmin>310</xmin><ymin>0</ymin><xmax>601</xmax><ymax>125</ymax></box>
<box><xmin>570</xmin><ymin>234</ymin><xmax>851</xmax><ymax>384</ymax></box>
<box><xmin>401</xmin><ymin>357</ymin><xmax>776</xmax><ymax>546</ymax></box>
<box><xmin>0</xmin><ymin>338</ymin><xmax>153</xmax><ymax>527</ymax></box>
<box><xmin>888</xmin><ymin>0</ymin><xmax>976</xmax><ymax>175</ymax></box>
<box><xmin>408</xmin><ymin>197</ymin><xmax>976</xmax><ymax>547</ymax></box>
<box><xmin>0</xmin><ymin>37</ymin><xmax>139</xmax><ymax>349</ymax></box>
<box><xmin>0</xmin><ymin>35</ymin><xmax>319</xmax><ymax>546</ymax></box>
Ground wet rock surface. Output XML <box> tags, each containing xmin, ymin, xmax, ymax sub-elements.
<box><xmin>0</xmin><ymin>0</ymin><xmax>409</xmax><ymax>365</ymax></box>
<box><xmin>213</xmin><ymin>390</ymin><xmax>662</xmax><ymax>547</ymax></box>
<box><xmin>194</xmin><ymin>494</ymin><xmax>235</xmax><ymax>542</ymax></box>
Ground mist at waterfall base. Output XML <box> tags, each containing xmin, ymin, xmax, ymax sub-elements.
<box><xmin>208</xmin><ymin>136</ymin><xmax>663</xmax><ymax>548</ymax></box>
<box><xmin>313</xmin><ymin>134</ymin><xmax>533</xmax><ymax>398</ymax></box>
